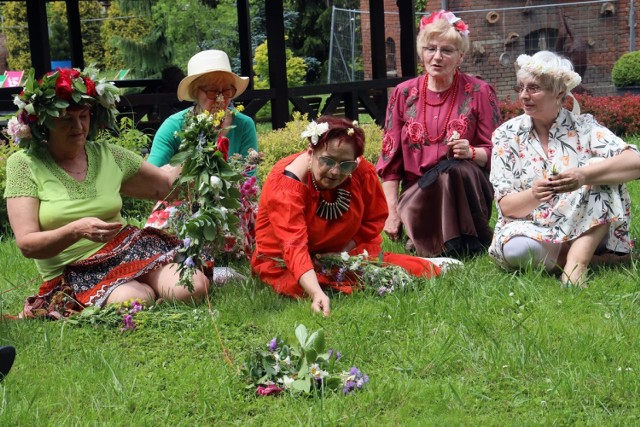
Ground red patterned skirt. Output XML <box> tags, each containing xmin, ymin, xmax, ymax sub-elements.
<box><xmin>23</xmin><ymin>226</ymin><xmax>181</xmax><ymax>319</ymax></box>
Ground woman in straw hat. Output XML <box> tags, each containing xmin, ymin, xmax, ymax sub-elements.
<box><xmin>145</xmin><ymin>50</ymin><xmax>259</xmax><ymax>273</ymax></box>
<box><xmin>147</xmin><ymin>49</ymin><xmax>257</xmax><ymax>169</ymax></box>
<box><xmin>489</xmin><ymin>50</ymin><xmax>640</xmax><ymax>287</ymax></box>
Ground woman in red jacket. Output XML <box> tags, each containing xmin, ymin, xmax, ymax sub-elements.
<box><xmin>251</xmin><ymin>116</ymin><xmax>446</xmax><ymax>315</ymax></box>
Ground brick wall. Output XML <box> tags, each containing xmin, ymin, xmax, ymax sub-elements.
<box><xmin>361</xmin><ymin>0</ymin><xmax>638</xmax><ymax>98</ymax></box>
<box><xmin>360</xmin><ymin>0</ymin><xmax>404</xmax><ymax>79</ymax></box>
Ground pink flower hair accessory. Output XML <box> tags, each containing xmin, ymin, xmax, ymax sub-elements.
<box><xmin>419</xmin><ymin>10</ymin><xmax>470</xmax><ymax>36</ymax></box>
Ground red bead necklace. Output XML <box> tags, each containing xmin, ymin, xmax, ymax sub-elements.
<box><xmin>422</xmin><ymin>71</ymin><xmax>459</xmax><ymax>144</ymax></box>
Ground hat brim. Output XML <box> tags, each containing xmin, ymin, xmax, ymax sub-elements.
<box><xmin>177</xmin><ymin>71</ymin><xmax>249</xmax><ymax>102</ymax></box>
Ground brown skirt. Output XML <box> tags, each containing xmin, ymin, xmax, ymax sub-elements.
<box><xmin>397</xmin><ymin>159</ymin><xmax>494</xmax><ymax>257</ymax></box>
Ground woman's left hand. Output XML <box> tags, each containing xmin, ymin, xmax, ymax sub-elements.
<box><xmin>447</xmin><ymin>138</ymin><xmax>473</xmax><ymax>159</ymax></box>
<box><xmin>548</xmin><ymin>168</ymin><xmax>586</xmax><ymax>193</ymax></box>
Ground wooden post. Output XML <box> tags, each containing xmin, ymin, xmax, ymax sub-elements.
<box><xmin>66</xmin><ymin>0</ymin><xmax>85</xmax><ymax>70</ymax></box>
<box><xmin>397</xmin><ymin>0</ymin><xmax>417</xmax><ymax>78</ymax></box>
<box><xmin>25</xmin><ymin>0</ymin><xmax>51</xmax><ymax>77</ymax></box>
<box><xmin>265</xmin><ymin>0</ymin><xmax>289</xmax><ymax>129</ymax></box>
<box><xmin>237</xmin><ymin>0</ymin><xmax>253</xmax><ymax>89</ymax></box>
<box><xmin>368</xmin><ymin>0</ymin><xmax>387</xmax><ymax>80</ymax></box>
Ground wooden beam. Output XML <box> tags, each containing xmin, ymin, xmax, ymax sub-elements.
<box><xmin>237</xmin><ymin>0</ymin><xmax>253</xmax><ymax>89</ymax></box>
<box><xmin>397</xmin><ymin>0</ymin><xmax>417</xmax><ymax>78</ymax></box>
<box><xmin>66</xmin><ymin>0</ymin><xmax>85</xmax><ymax>69</ymax></box>
<box><xmin>25</xmin><ymin>0</ymin><xmax>51</xmax><ymax>77</ymax></box>
<box><xmin>368</xmin><ymin>0</ymin><xmax>387</xmax><ymax>80</ymax></box>
<box><xmin>264</xmin><ymin>0</ymin><xmax>289</xmax><ymax>129</ymax></box>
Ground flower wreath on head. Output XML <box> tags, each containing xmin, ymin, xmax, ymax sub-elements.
<box><xmin>6</xmin><ymin>67</ymin><xmax>120</xmax><ymax>151</ymax></box>
<box><xmin>516</xmin><ymin>54</ymin><xmax>582</xmax><ymax>113</ymax></box>
<box><xmin>301</xmin><ymin>120</ymin><xmax>330</xmax><ymax>145</ymax></box>
<box><xmin>419</xmin><ymin>10</ymin><xmax>469</xmax><ymax>36</ymax></box>
<box><xmin>515</xmin><ymin>54</ymin><xmax>582</xmax><ymax>92</ymax></box>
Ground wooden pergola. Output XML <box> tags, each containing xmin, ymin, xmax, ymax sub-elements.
<box><xmin>3</xmin><ymin>0</ymin><xmax>420</xmax><ymax>129</ymax></box>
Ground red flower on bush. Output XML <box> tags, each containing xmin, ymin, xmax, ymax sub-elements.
<box><xmin>217</xmin><ymin>135</ymin><xmax>229</xmax><ymax>161</ymax></box>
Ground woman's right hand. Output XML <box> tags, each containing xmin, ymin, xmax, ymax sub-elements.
<box><xmin>384</xmin><ymin>210</ymin><xmax>403</xmax><ymax>241</ymax></box>
<box><xmin>531</xmin><ymin>178</ymin><xmax>554</xmax><ymax>203</ymax></box>
<box><xmin>310</xmin><ymin>290</ymin><xmax>330</xmax><ymax>316</ymax></box>
<box><xmin>74</xmin><ymin>217</ymin><xmax>122</xmax><ymax>243</ymax></box>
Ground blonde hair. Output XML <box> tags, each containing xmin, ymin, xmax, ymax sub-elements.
<box><xmin>417</xmin><ymin>18</ymin><xmax>470</xmax><ymax>62</ymax></box>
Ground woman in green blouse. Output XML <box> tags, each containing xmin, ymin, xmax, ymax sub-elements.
<box><xmin>4</xmin><ymin>68</ymin><xmax>209</xmax><ymax>318</ymax></box>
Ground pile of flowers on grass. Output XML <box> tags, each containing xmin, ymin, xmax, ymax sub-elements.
<box><xmin>244</xmin><ymin>324</ymin><xmax>369</xmax><ymax>396</ymax></box>
<box><xmin>315</xmin><ymin>251</ymin><xmax>415</xmax><ymax>296</ymax></box>
<box><xmin>165</xmin><ymin>108</ymin><xmax>260</xmax><ymax>290</ymax></box>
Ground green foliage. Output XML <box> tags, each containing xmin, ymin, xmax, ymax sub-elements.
<box><xmin>48</xmin><ymin>2</ymin><xmax>105</xmax><ymax>68</ymax></box>
<box><xmin>3</xmin><ymin>2</ymin><xmax>30</xmax><ymax>70</ymax></box>
<box><xmin>612</xmin><ymin>51</ymin><xmax>640</xmax><ymax>87</ymax></box>
<box><xmin>257</xmin><ymin>112</ymin><xmax>383</xmax><ymax>183</ymax></box>
<box><xmin>253</xmin><ymin>40</ymin><xmax>308</xmax><ymax>90</ymax></box>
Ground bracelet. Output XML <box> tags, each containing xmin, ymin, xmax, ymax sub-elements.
<box><xmin>470</xmin><ymin>146</ymin><xmax>477</xmax><ymax>161</ymax></box>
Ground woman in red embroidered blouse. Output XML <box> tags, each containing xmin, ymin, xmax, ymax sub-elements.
<box><xmin>376</xmin><ymin>10</ymin><xmax>501</xmax><ymax>258</ymax></box>
<box><xmin>251</xmin><ymin>116</ymin><xmax>442</xmax><ymax>315</ymax></box>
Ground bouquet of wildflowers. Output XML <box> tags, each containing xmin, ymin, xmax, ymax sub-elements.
<box><xmin>167</xmin><ymin>109</ymin><xmax>244</xmax><ymax>290</ymax></box>
<box><xmin>244</xmin><ymin>324</ymin><xmax>369</xmax><ymax>396</ymax></box>
<box><xmin>315</xmin><ymin>251</ymin><xmax>415</xmax><ymax>296</ymax></box>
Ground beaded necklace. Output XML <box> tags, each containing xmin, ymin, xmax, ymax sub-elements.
<box><xmin>310</xmin><ymin>175</ymin><xmax>351</xmax><ymax>221</ymax></box>
<box><xmin>422</xmin><ymin>70</ymin><xmax>459</xmax><ymax>144</ymax></box>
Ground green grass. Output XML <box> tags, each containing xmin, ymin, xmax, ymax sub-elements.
<box><xmin>1</xmin><ymin>139</ymin><xmax>640</xmax><ymax>425</ymax></box>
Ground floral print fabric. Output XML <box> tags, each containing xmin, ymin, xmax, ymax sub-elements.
<box><xmin>489</xmin><ymin>109</ymin><xmax>638</xmax><ymax>267</ymax></box>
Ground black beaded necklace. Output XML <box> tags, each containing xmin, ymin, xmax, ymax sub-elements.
<box><xmin>310</xmin><ymin>175</ymin><xmax>351</xmax><ymax>221</ymax></box>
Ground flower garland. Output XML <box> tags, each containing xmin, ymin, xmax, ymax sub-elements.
<box><xmin>6</xmin><ymin>67</ymin><xmax>120</xmax><ymax>150</ymax></box>
<box><xmin>244</xmin><ymin>324</ymin><xmax>369</xmax><ymax>396</ymax></box>
<box><xmin>516</xmin><ymin>54</ymin><xmax>582</xmax><ymax>91</ymax></box>
<box><xmin>166</xmin><ymin>109</ymin><xmax>246</xmax><ymax>290</ymax></box>
<box><xmin>419</xmin><ymin>10</ymin><xmax>469</xmax><ymax>36</ymax></box>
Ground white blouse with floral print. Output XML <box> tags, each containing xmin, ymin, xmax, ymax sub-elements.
<box><xmin>489</xmin><ymin>108</ymin><xmax>638</xmax><ymax>267</ymax></box>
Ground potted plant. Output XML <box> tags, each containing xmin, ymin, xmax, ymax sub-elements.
<box><xmin>612</xmin><ymin>51</ymin><xmax>640</xmax><ymax>95</ymax></box>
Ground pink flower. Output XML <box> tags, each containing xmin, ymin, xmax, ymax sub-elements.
<box><xmin>381</xmin><ymin>133</ymin><xmax>395</xmax><ymax>157</ymax></box>
<box><xmin>256</xmin><ymin>384</ymin><xmax>283</xmax><ymax>396</ymax></box>
<box><xmin>455</xmin><ymin>20</ymin><xmax>469</xmax><ymax>35</ymax></box>
<box><xmin>6</xmin><ymin>117</ymin><xmax>32</xmax><ymax>141</ymax></box>
<box><xmin>446</xmin><ymin>115</ymin><xmax>469</xmax><ymax>140</ymax></box>
<box><xmin>405</xmin><ymin>118</ymin><xmax>424</xmax><ymax>143</ymax></box>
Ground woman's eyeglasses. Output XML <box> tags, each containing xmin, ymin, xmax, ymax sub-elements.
<box><xmin>513</xmin><ymin>84</ymin><xmax>543</xmax><ymax>95</ymax></box>
<box><xmin>423</xmin><ymin>46</ymin><xmax>458</xmax><ymax>58</ymax></box>
<box><xmin>316</xmin><ymin>156</ymin><xmax>358</xmax><ymax>175</ymax></box>
<box><xmin>199</xmin><ymin>86</ymin><xmax>237</xmax><ymax>100</ymax></box>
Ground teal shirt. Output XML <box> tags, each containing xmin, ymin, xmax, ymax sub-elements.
<box><xmin>148</xmin><ymin>107</ymin><xmax>258</xmax><ymax>173</ymax></box>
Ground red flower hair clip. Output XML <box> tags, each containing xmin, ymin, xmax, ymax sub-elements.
<box><xmin>419</xmin><ymin>10</ymin><xmax>469</xmax><ymax>36</ymax></box>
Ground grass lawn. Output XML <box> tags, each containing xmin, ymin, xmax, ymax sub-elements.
<box><xmin>1</xmin><ymin>144</ymin><xmax>640</xmax><ymax>425</ymax></box>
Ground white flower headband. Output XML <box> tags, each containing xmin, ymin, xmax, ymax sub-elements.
<box><xmin>515</xmin><ymin>54</ymin><xmax>582</xmax><ymax>92</ymax></box>
<box><xmin>301</xmin><ymin>121</ymin><xmax>330</xmax><ymax>145</ymax></box>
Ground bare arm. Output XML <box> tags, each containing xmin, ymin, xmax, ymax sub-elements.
<box><xmin>382</xmin><ymin>179</ymin><xmax>402</xmax><ymax>240</ymax></box>
<box><xmin>298</xmin><ymin>269</ymin><xmax>330</xmax><ymax>316</ymax></box>
<box><xmin>120</xmin><ymin>162</ymin><xmax>181</xmax><ymax>200</ymax></box>
<box><xmin>498</xmin><ymin>178</ymin><xmax>554</xmax><ymax>219</ymax></box>
<box><xmin>7</xmin><ymin>197</ymin><xmax>122</xmax><ymax>259</ymax></box>
<box><xmin>549</xmin><ymin>149</ymin><xmax>640</xmax><ymax>191</ymax></box>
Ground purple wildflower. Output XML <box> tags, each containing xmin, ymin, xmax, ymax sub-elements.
<box><xmin>335</xmin><ymin>267</ymin><xmax>347</xmax><ymax>282</ymax></box>
<box><xmin>342</xmin><ymin>380</ymin><xmax>356</xmax><ymax>395</ymax></box>
<box><xmin>268</xmin><ymin>337</ymin><xmax>278</xmax><ymax>352</ymax></box>
<box><xmin>121</xmin><ymin>314</ymin><xmax>135</xmax><ymax>332</ymax></box>
<box><xmin>328</xmin><ymin>349</ymin><xmax>342</xmax><ymax>360</ymax></box>
<box><xmin>184</xmin><ymin>256</ymin><xmax>196</xmax><ymax>268</ymax></box>
<box><xmin>350</xmin><ymin>367</ymin><xmax>359</xmax><ymax>376</ymax></box>
<box><xmin>130</xmin><ymin>300</ymin><xmax>143</xmax><ymax>314</ymax></box>
<box><xmin>183</xmin><ymin>237</ymin><xmax>192</xmax><ymax>249</ymax></box>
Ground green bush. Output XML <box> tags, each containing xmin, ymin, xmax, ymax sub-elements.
<box><xmin>612</xmin><ymin>51</ymin><xmax>640</xmax><ymax>87</ymax></box>
<box><xmin>257</xmin><ymin>112</ymin><xmax>383</xmax><ymax>183</ymax></box>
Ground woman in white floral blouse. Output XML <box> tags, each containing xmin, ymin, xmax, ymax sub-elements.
<box><xmin>489</xmin><ymin>50</ymin><xmax>640</xmax><ymax>286</ymax></box>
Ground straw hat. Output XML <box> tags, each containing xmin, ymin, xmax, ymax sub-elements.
<box><xmin>176</xmin><ymin>50</ymin><xmax>249</xmax><ymax>102</ymax></box>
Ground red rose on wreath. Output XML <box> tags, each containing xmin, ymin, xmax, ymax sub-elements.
<box><xmin>55</xmin><ymin>75</ymin><xmax>73</xmax><ymax>101</ymax></box>
<box><xmin>217</xmin><ymin>135</ymin><xmax>229</xmax><ymax>161</ymax></box>
<box><xmin>405</xmin><ymin>118</ymin><xmax>424</xmax><ymax>143</ymax></box>
<box><xmin>446</xmin><ymin>115</ymin><xmax>469</xmax><ymax>140</ymax></box>
<box><xmin>83</xmin><ymin>77</ymin><xmax>97</xmax><ymax>97</ymax></box>
<box><xmin>381</xmin><ymin>133</ymin><xmax>395</xmax><ymax>158</ymax></box>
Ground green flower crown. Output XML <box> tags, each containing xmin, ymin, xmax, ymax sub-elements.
<box><xmin>7</xmin><ymin>67</ymin><xmax>120</xmax><ymax>150</ymax></box>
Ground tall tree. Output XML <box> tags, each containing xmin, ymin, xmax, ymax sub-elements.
<box><xmin>3</xmin><ymin>2</ymin><xmax>30</xmax><ymax>70</ymax></box>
